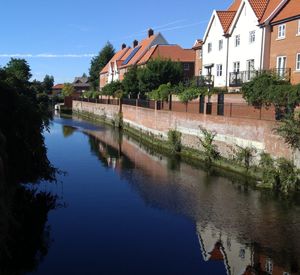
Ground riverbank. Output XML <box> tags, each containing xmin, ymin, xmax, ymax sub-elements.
<box><xmin>71</xmin><ymin>110</ymin><xmax>261</xmax><ymax>184</ymax></box>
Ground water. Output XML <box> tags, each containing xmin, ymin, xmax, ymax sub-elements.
<box><xmin>26</xmin><ymin>116</ymin><xmax>300</xmax><ymax>275</ymax></box>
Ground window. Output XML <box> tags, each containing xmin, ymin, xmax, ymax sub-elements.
<box><xmin>216</xmin><ymin>64</ymin><xmax>223</xmax><ymax>77</ymax></box>
<box><xmin>184</xmin><ymin>63</ymin><xmax>190</xmax><ymax>71</ymax></box>
<box><xmin>208</xmin><ymin>43</ymin><xmax>212</xmax><ymax>53</ymax></box>
<box><xmin>298</xmin><ymin>20</ymin><xmax>300</xmax><ymax>35</ymax></box>
<box><xmin>278</xmin><ymin>24</ymin><xmax>286</xmax><ymax>39</ymax></box>
<box><xmin>265</xmin><ymin>259</ymin><xmax>273</xmax><ymax>274</ymax></box>
<box><xmin>235</xmin><ymin>35</ymin><xmax>240</xmax><ymax>47</ymax></box>
<box><xmin>296</xmin><ymin>53</ymin><xmax>300</xmax><ymax>71</ymax></box>
<box><xmin>277</xmin><ymin>56</ymin><xmax>287</xmax><ymax>78</ymax></box>
<box><xmin>249</xmin><ymin>31</ymin><xmax>256</xmax><ymax>43</ymax></box>
<box><xmin>233</xmin><ymin>62</ymin><xmax>240</xmax><ymax>73</ymax></box>
<box><xmin>198</xmin><ymin>49</ymin><xmax>202</xmax><ymax>59</ymax></box>
<box><xmin>219</xmin><ymin>39</ymin><xmax>223</xmax><ymax>51</ymax></box>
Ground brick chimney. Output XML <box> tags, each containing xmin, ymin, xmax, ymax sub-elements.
<box><xmin>148</xmin><ymin>28</ymin><xmax>154</xmax><ymax>38</ymax></box>
<box><xmin>121</xmin><ymin>43</ymin><xmax>126</xmax><ymax>49</ymax></box>
<box><xmin>133</xmin><ymin>40</ymin><xmax>138</xmax><ymax>48</ymax></box>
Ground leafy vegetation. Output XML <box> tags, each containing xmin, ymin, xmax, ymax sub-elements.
<box><xmin>198</xmin><ymin>127</ymin><xmax>220</xmax><ymax>164</ymax></box>
<box><xmin>62</xmin><ymin>83</ymin><xmax>74</xmax><ymax>97</ymax></box>
<box><xmin>233</xmin><ymin>145</ymin><xmax>256</xmax><ymax>171</ymax></box>
<box><xmin>89</xmin><ymin>42</ymin><xmax>115</xmax><ymax>90</ymax></box>
<box><xmin>168</xmin><ymin>130</ymin><xmax>182</xmax><ymax>153</ymax></box>
<box><xmin>148</xmin><ymin>83</ymin><xmax>172</xmax><ymax>101</ymax></box>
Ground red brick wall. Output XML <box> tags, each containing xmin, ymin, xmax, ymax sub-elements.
<box><xmin>270</xmin><ymin>20</ymin><xmax>300</xmax><ymax>84</ymax></box>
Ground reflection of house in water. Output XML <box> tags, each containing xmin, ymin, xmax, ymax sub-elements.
<box><xmin>86</xmin><ymin>128</ymin><xmax>299</xmax><ymax>275</ymax></box>
<box><xmin>197</xmin><ymin>223</ymin><xmax>253</xmax><ymax>275</ymax></box>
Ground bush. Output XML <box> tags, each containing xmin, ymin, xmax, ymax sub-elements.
<box><xmin>168</xmin><ymin>130</ymin><xmax>182</xmax><ymax>153</ymax></box>
<box><xmin>198</xmin><ymin>127</ymin><xmax>220</xmax><ymax>164</ymax></box>
<box><xmin>101</xmin><ymin>81</ymin><xmax>123</xmax><ymax>97</ymax></box>
<box><xmin>148</xmin><ymin>83</ymin><xmax>172</xmax><ymax>101</ymax></box>
<box><xmin>234</xmin><ymin>145</ymin><xmax>257</xmax><ymax>171</ymax></box>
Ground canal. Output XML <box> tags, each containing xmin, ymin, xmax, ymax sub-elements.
<box><xmin>26</xmin><ymin>116</ymin><xmax>300</xmax><ymax>275</ymax></box>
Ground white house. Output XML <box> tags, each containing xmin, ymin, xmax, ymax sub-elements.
<box><xmin>202</xmin><ymin>0</ymin><xmax>286</xmax><ymax>90</ymax></box>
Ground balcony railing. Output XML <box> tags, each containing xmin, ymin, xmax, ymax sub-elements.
<box><xmin>195</xmin><ymin>75</ymin><xmax>214</xmax><ymax>87</ymax></box>
<box><xmin>229</xmin><ymin>68</ymin><xmax>291</xmax><ymax>87</ymax></box>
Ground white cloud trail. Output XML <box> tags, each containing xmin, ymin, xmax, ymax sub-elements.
<box><xmin>0</xmin><ymin>53</ymin><xmax>96</xmax><ymax>58</ymax></box>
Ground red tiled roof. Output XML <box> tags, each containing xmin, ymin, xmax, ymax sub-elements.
<box><xmin>100</xmin><ymin>47</ymin><xmax>130</xmax><ymax>74</ymax></box>
<box><xmin>260</xmin><ymin>0</ymin><xmax>284</xmax><ymax>22</ymax></box>
<box><xmin>271</xmin><ymin>0</ymin><xmax>300</xmax><ymax>23</ymax></box>
<box><xmin>120</xmin><ymin>34</ymin><xmax>158</xmax><ymax>68</ymax></box>
<box><xmin>216</xmin><ymin>11</ymin><xmax>237</xmax><ymax>33</ymax></box>
<box><xmin>138</xmin><ymin>44</ymin><xmax>195</xmax><ymax>65</ymax></box>
<box><xmin>52</xmin><ymin>84</ymin><xmax>64</xmax><ymax>89</ymax></box>
<box><xmin>228</xmin><ymin>0</ymin><xmax>242</xmax><ymax>11</ymax></box>
<box><xmin>248</xmin><ymin>0</ymin><xmax>270</xmax><ymax>20</ymax></box>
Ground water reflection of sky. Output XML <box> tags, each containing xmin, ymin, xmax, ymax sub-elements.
<box><xmin>30</xmin><ymin>117</ymin><xmax>300</xmax><ymax>275</ymax></box>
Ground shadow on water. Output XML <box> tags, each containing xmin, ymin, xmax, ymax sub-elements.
<box><xmin>82</xmin><ymin>120</ymin><xmax>300</xmax><ymax>275</ymax></box>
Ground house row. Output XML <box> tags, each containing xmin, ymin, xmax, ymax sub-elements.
<box><xmin>99</xmin><ymin>29</ymin><xmax>195</xmax><ymax>90</ymax></box>
<box><xmin>52</xmin><ymin>76</ymin><xmax>90</xmax><ymax>97</ymax></box>
<box><xmin>199</xmin><ymin>0</ymin><xmax>300</xmax><ymax>90</ymax></box>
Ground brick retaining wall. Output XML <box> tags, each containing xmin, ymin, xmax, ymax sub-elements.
<box><xmin>73</xmin><ymin>100</ymin><xmax>300</xmax><ymax>165</ymax></box>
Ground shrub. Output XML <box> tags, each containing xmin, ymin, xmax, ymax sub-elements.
<box><xmin>234</xmin><ymin>145</ymin><xmax>257</xmax><ymax>171</ymax></box>
<box><xmin>168</xmin><ymin>130</ymin><xmax>182</xmax><ymax>153</ymax></box>
<box><xmin>198</xmin><ymin>127</ymin><xmax>220</xmax><ymax>164</ymax></box>
<box><xmin>148</xmin><ymin>83</ymin><xmax>172</xmax><ymax>101</ymax></box>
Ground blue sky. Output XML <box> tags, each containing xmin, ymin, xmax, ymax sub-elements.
<box><xmin>0</xmin><ymin>0</ymin><xmax>233</xmax><ymax>84</ymax></box>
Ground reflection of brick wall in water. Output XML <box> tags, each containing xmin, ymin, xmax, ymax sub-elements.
<box><xmin>73</xmin><ymin>101</ymin><xmax>297</xmax><ymax>162</ymax></box>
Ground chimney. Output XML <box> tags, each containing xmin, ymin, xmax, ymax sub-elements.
<box><xmin>148</xmin><ymin>28</ymin><xmax>154</xmax><ymax>38</ymax></box>
<box><xmin>133</xmin><ymin>40</ymin><xmax>138</xmax><ymax>48</ymax></box>
<box><xmin>121</xmin><ymin>43</ymin><xmax>126</xmax><ymax>50</ymax></box>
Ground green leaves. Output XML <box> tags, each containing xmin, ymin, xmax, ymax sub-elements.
<box><xmin>148</xmin><ymin>83</ymin><xmax>172</xmax><ymax>101</ymax></box>
<box><xmin>62</xmin><ymin>83</ymin><xmax>74</xmax><ymax>97</ymax></box>
<box><xmin>198</xmin><ymin>127</ymin><xmax>220</xmax><ymax>164</ymax></box>
<box><xmin>168</xmin><ymin>130</ymin><xmax>182</xmax><ymax>153</ymax></box>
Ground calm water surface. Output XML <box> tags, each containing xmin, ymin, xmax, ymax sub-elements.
<box><xmin>27</xmin><ymin>116</ymin><xmax>300</xmax><ymax>275</ymax></box>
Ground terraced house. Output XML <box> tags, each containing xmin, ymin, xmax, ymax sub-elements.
<box><xmin>202</xmin><ymin>0</ymin><xmax>300</xmax><ymax>90</ymax></box>
<box><xmin>99</xmin><ymin>29</ymin><xmax>195</xmax><ymax>90</ymax></box>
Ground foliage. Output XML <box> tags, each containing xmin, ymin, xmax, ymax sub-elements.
<box><xmin>89</xmin><ymin>42</ymin><xmax>115</xmax><ymax>90</ymax></box>
<box><xmin>148</xmin><ymin>83</ymin><xmax>172</xmax><ymax>101</ymax></box>
<box><xmin>122</xmin><ymin>65</ymin><xmax>140</xmax><ymax>98</ymax></box>
<box><xmin>234</xmin><ymin>145</ymin><xmax>256</xmax><ymax>171</ymax></box>
<box><xmin>101</xmin><ymin>81</ymin><xmax>123</xmax><ymax>97</ymax></box>
<box><xmin>198</xmin><ymin>127</ymin><xmax>220</xmax><ymax>164</ymax></box>
<box><xmin>0</xmin><ymin>58</ymin><xmax>56</xmax><ymax>184</ymax></box>
<box><xmin>178</xmin><ymin>87</ymin><xmax>201</xmax><ymax>103</ymax></box>
<box><xmin>43</xmin><ymin>75</ymin><xmax>54</xmax><ymax>94</ymax></box>
<box><xmin>242</xmin><ymin>72</ymin><xmax>299</xmax><ymax>107</ymax></box>
<box><xmin>62</xmin><ymin>83</ymin><xmax>74</xmax><ymax>97</ymax></box>
<box><xmin>259</xmin><ymin>152</ymin><xmax>300</xmax><ymax>193</ymax></box>
<box><xmin>168</xmin><ymin>130</ymin><xmax>182</xmax><ymax>153</ymax></box>
<box><xmin>137</xmin><ymin>58</ymin><xmax>183</xmax><ymax>95</ymax></box>
<box><xmin>276</xmin><ymin>112</ymin><xmax>300</xmax><ymax>150</ymax></box>
<box><xmin>112</xmin><ymin>112</ymin><xmax>123</xmax><ymax>129</ymax></box>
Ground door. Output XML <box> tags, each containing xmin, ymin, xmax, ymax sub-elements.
<box><xmin>277</xmin><ymin>56</ymin><xmax>286</xmax><ymax>78</ymax></box>
<box><xmin>246</xmin><ymin>59</ymin><xmax>255</xmax><ymax>81</ymax></box>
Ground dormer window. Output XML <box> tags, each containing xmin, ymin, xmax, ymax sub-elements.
<box><xmin>278</xmin><ymin>24</ymin><xmax>286</xmax><ymax>39</ymax></box>
<box><xmin>235</xmin><ymin>35</ymin><xmax>240</xmax><ymax>47</ymax></box>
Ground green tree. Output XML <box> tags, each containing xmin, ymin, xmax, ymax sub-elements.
<box><xmin>62</xmin><ymin>83</ymin><xmax>74</xmax><ymax>97</ymax></box>
<box><xmin>148</xmin><ymin>83</ymin><xmax>172</xmax><ymax>101</ymax></box>
<box><xmin>122</xmin><ymin>65</ymin><xmax>140</xmax><ymax>98</ymax></box>
<box><xmin>43</xmin><ymin>75</ymin><xmax>54</xmax><ymax>94</ymax></box>
<box><xmin>137</xmin><ymin>58</ymin><xmax>183</xmax><ymax>95</ymax></box>
<box><xmin>5</xmin><ymin>58</ymin><xmax>32</xmax><ymax>83</ymax></box>
<box><xmin>101</xmin><ymin>81</ymin><xmax>123</xmax><ymax>97</ymax></box>
<box><xmin>198</xmin><ymin>127</ymin><xmax>220</xmax><ymax>164</ymax></box>
<box><xmin>89</xmin><ymin>42</ymin><xmax>115</xmax><ymax>90</ymax></box>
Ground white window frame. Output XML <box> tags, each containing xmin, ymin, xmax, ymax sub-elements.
<box><xmin>216</xmin><ymin>64</ymin><xmax>223</xmax><ymax>77</ymax></box>
<box><xmin>235</xmin><ymin>35</ymin><xmax>240</xmax><ymax>47</ymax></box>
<box><xmin>233</xmin><ymin>62</ymin><xmax>240</xmax><ymax>73</ymax></box>
<box><xmin>208</xmin><ymin>43</ymin><xmax>212</xmax><ymax>53</ymax></box>
<box><xmin>198</xmin><ymin>49</ymin><xmax>202</xmax><ymax>59</ymax></box>
<box><xmin>296</xmin><ymin>53</ymin><xmax>300</xmax><ymax>71</ymax></box>
<box><xmin>249</xmin><ymin>31</ymin><xmax>255</xmax><ymax>43</ymax></box>
<box><xmin>278</xmin><ymin>24</ymin><xmax>286</xmax><ymax>39</ymax></box>
<box><xmin>184</xmin><ymin>63</ymin><xmax>190</xmax><ymax>71</ymax></box>
<box><xmin>219</xmin><ymin>39</ymin><xmax>223</xmax><ymax>51</ymax></box>
<box><xmin>298</xmin><ymin>20</ymin><xmax>300</xmax><ymax>35</ymax></box>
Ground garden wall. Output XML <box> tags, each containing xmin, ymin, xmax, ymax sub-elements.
<box><xmin>73</xmin><ymin>100</ymin><xmax>300</xmax><ymax>166</ymax></box>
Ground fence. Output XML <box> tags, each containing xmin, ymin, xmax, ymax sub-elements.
<box><xmin>74</xmin><ymin>97</ymin><xmax>278</xmax><ymax>121</ymax></box>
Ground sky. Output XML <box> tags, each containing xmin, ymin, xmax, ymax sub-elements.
<box><xmin>0</xmin><ymin>0</ymin><xmax>233</xmax><ymax>84</ymax></box>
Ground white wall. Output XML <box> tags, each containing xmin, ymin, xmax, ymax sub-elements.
<box><xmin>202</xmin><ymin>14</ymin><xmax>228</xmax><ymax>87</ymax></box>
<box><xmin>228</xmin><ymin>1</ymin><xmax>264</xmax><ymax>81</ymax></box>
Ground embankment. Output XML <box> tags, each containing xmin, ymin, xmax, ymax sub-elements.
<box><xmin>72</xmin><ymin>100</ymin><xmax>300</xmax><ymax>167</ymax></box>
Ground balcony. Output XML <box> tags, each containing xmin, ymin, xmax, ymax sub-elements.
<box><xmin>229</xmin><ymin>68</ymin><xmax>291</xmax><ymax>87</ymax></box>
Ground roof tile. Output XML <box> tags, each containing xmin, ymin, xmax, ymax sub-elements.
<box><xmin>216</xmin><ymin>11</ymin><xmax>237</xmax><ymax>33</ymax></box>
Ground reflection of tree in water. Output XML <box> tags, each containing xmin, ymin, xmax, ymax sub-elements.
<box><xmin>62</xmin><ymin>125</ymin><xmax>77</xmax><ymax>138</ymax></box>
<box><xmin>0</xmin><ymin>186</ymin><xmax>58</xmax><ymax>275</ymax></box>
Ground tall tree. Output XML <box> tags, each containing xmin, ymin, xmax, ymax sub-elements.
<box><xmin>43</xmin><ymin>75</ymin><xmax>54</xmax><ymax>94</ymax></box>
<box><xmin>89</xmin><ymin>42</ymin><xmax>115</xmax><ymax>90</ymax></box>
<box><xmin>122</xmin><ymin>66</ymin><xmax>140</xmax><ymax>98</ymax></box>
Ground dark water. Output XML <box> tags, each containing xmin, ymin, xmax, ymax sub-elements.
<box><xmin>24</xmin><ymin>116</ymin><xmax>300</xmax><ymax>275</ymax></box>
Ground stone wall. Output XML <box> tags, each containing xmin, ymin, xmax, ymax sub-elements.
<box><xmin>73</xmin><ymin>101</ymin><xmax>298</xmax><ymax>164</ymax></box>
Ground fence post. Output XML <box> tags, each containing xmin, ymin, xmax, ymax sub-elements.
<box><xmin>259</xmin><ymin>106</ymin><xmax>262</xmax><ymax>120</ymax></box>
<box><xmin>136</xmin><ymin>99</ymin><xmax>138</xmax><ymax>108</ymax></box>
<box><xmin>169</xmin><ymin>94</ymin><xmax>172</xmax><ymax>111</ymax></box>
<box><xmin>230</xmin><ymin>103</ymin><xmax>233</xmax><ymax>117</ymax></box>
